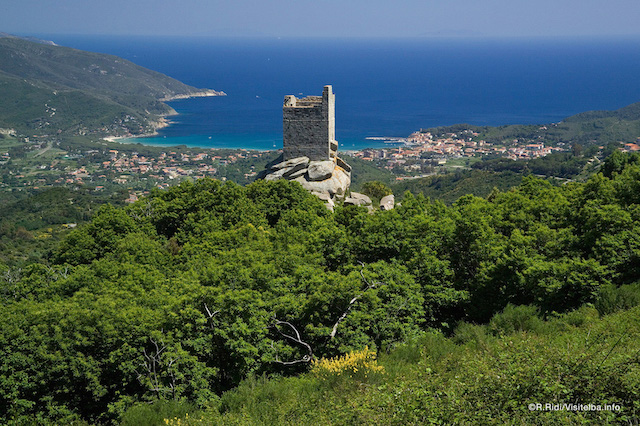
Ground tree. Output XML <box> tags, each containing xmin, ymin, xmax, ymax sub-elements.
<box><xmin>360</xmin><ymin>181</ymin><xmax>392</xmax><ymax>202</ymax></box>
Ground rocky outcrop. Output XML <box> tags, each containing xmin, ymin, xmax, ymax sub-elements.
<box><xmin>307</xmin><ymin>160</ymin><xmax>335</xmax><ymax>181</ymax></box>
<box><xmin>264</xmin><ymin>156</ymin><xmax>309</xmax><ymax>181</ymax></box>
<box><xmin>380</xmin><ymin>194</ymin><xmax>395</xmax><ymax>210</ymax></box>
<box><xmin>260</xmin><ymin>155</ymin><xmax>351</xmax><ymax>206</ymax></box>
<box><xmin>311</xmin><ymin>191</ymin><xmax>335</xmax><ymax>211</ymax></box>
<box><xmin>344</xmin><ymin>192</ymin><xmax>372</xmax><ymax>207</ymax></box>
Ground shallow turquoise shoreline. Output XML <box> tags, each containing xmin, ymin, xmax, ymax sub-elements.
<box><xmin>117</xmin><ymin>133</ymin><xmax>396</xmax><ymax>151</ymax></box>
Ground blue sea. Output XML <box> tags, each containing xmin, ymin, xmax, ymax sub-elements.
<box><xmin>44</xmin><ymin>35</ymin><xmax>640</xmax><ymax>151</ymax></box>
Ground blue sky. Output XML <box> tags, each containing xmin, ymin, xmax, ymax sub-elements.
<box><xmin>3</xmin><ymin>0</ymin><xmax>640</xmax><ymax>38</ymax></box>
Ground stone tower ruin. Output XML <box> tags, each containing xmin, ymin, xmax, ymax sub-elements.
<box><xmin>283</xmin><ymin>85</ymin><xmax>338</xmax><ymax>161</ymax></box>
<box><xmin>259</xmin><ymin>85</ymin><xmax>352</xmax><ymax>210</ymax></box>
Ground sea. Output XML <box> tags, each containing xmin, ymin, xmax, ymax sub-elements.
<box><xmin>41</xmin><ymin>35</ymin><xmax>640</xmax><ymax>151</ymax></box>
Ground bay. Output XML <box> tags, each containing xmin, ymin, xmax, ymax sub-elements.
<box><xmin>46</xmin><ymin>35</ymin><xmax>640</xmax><ymax>150</ymax></box>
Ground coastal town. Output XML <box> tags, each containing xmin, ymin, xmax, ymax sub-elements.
<box><xmin>3</xmin><ymin>121</ymin><xmax>637</xmax><ymax>201</ymax></box>
<box><xmin>346</xmin><ymin>127</ymin><xmax>568</xmax><ymax>176</ymax></box>
<box><xmin>0</xmin><ymin>137</ymin><xmax>275</xmax><ymax>201</ymax></box>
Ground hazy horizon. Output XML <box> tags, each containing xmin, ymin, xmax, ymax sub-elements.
<box><xmin>3</xmin><ymin>0</ymin><xmax>640</xmax><ymax>39</ymax></box>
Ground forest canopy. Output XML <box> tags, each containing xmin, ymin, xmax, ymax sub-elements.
<box><xmin>1</xmin><ymin>152</ymin><xmax>640</xmax><ymax>424</ymax></box>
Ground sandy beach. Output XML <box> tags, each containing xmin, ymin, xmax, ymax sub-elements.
<box><xmin>103</xmin><ymin>89</ymin><xmax>225</xmax><ymax>143</ymax></box>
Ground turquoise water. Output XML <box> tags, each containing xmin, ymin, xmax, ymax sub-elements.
<box><xmin>48</xmin><ymin>36</ymin><xmax>640</xmax><ymax>151</ymax></box>
<box><xmin>122</xmin><ymin>129</ymin><xmax>284</xmax><ymax>151</ymax></box>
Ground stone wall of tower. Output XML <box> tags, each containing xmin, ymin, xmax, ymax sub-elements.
<box><xmin>283</xmin><ymin>85</ymin><xmax>338</xmax><ymax>161</ymax></box>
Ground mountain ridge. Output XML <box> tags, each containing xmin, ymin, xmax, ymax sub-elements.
<box><xmin>0</xmin><ymin>34</ymin><xmax>224</xmax><ymax>138</ymax></box>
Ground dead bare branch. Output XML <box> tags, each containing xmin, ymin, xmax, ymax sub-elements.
<box><xmin>203</xmin><ymin>303</ymin><xmax>220</xmax><ymax>329</ymax></box>
<box><xmin>330</xmin><ymin>261</ymin><xmax>385</xmax><ymax>339</ymax></box>
<box><xmin>272</xmin><ymin>318</ymin><xmax>314</xmax><ymax>365</ymax></box>
<box><xmin>45</xmin><ymin>265</ymin><xmax>70</xmax><ymax>282</ymax></box>
<box><xmin>2</xmin><ymin>268</ymin><xmax>21</xmax><ymax>285</ymax></box>
<box><xmin>135</xmin><ymin>336</ymin><xmax>180</xmax><ymax>399</ymax></box>
<box><xmin>1</xmin><ymin>268</ymin><xmax>23</xmax><ymax>300</ymax></box>
<box><xmin>129</xmin><ymin>199</ymin><xmax>155</xmax><ymax>221</ymax></box>
<box><xmin>204</xmin><ymin>303</ymin><xmax>220</xmax><ymax>319</ymax></box>
<box><xmin>330</xmin><ymin>296</ymin><xmax>360</xmax><ymax>339</ymax></box>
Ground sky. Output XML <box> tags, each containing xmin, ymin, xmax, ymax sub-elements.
<box><xmin>2</xmin><ymin>0</ymin><xmax>640</xmax><ymax>39</ymax></box>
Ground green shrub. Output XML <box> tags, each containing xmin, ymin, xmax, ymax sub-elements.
<box><xmin>120</xmin><ymin>400</ymin><xmax>200</xmax><ymax>426</ymax></box>
<box><xmin>488</xmin><ymin>304</ymin><xmax>543</xmax><ymax>336</ymax></box>
<box><xmin>558</xmin><ymin>305</ymin><xmax>600</xmax><ymax>327</ymax></box>
<box><xmin>595</xmin><ymin>282</ymin><xmax>640</xmax><ymax>315</ymax></box>
<box><xmin>218</xmin><ymin>374</ymin><xmax>323</xmax><ymax>425</ymax></box>
<box><xmin>452</xmin><ymin>321</ymin><xmax>492</xmax><ymax>348</ymax></box>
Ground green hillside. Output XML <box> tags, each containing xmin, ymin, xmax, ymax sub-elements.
<box><xmin>167</xmin><ymin>303</ymin><xmax>640</xmax><ymax>425</ymax></box>
<box><xmin>421</xmin><ymin>101</ymin><xmax>640</xmax><ymax>148</ymax></box>
<box><xmin>0</xmin><ymin>35</ymin><xmax>223</xmax><ymax>138</ymax></box>
<box><xmin>391</xmin><ymin>170</ymin><xmax>525</xmax><ymax>204</ymax></box>
<box><xmin>3</xmin><ymin>33</ymin><xmax>640</xmax><ymax>425</ymax></box>
<box><xmin>1</xmin><ymin>153</ymin><xmax>640</xmax><ymax>424</ymax></box>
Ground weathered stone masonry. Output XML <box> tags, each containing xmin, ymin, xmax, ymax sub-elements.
<box><xmin>283</xmin><ymin>85</ymin><xmax>338</xmax><ymax>161</ymax></box>
<box><xmin>260</xmin><ymin>85</ymin><xmax>354</xmax><ymax>209</ymax></box>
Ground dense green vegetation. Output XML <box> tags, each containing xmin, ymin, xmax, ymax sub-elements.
<box><xmin>0</xmin><ymin>187</ymin><xmax>127</xmax><ymax>267</ymax></box>
<box><xmin>471</xmin><ymin>151</ymin><xmax>592</xmax><ymax>179</ymax></box>
<box><xmin>167</xmin><ymin>302</ymin><xmax>640</xmax><ymax>425</ymax></box>
<box><xmin>1</xmin><ymin>152</ymin><xmax>640</xmax><ymax>424</ymax></box>
<box><xmin>391</xmin><ymin>170</ymin><xmax>525</xmax><ymax>204</ymax></box>
<box><xmin>389</xmin><ymin>148</ymin><xmax>611</xmax><ymax>204</ymax></box>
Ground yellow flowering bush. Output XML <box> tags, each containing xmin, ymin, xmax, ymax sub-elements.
<box><xmin>311</xmin><ymin>347</ymin><xmax>385</xmax><ymax>383</ymax></box>
<box><xmin>164</xmin><ymin>412</ymin><xmax>206</xmax><ymax>425</ymax></box>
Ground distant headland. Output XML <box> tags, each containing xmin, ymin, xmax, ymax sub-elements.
<box><xmin>0</xmin><ymin>33</ymin><xmax>225</xmax><ymax>141</ymax></box>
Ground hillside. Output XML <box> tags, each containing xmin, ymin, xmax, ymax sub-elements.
<box><xmin>419</xmin><ymin>101</ymin><xmax>640</xmax><ymax>148</ymax></box>
<box><xmin>2</xmin><ymin>34</ymin><xmax>640</xmax><ymax>424</ymax></box>
<box><xmin>1</xmin><ymin>152</ymin><xmax>640</xmax><ymax>424</ymax></box>
<box><xmin>160</xmin><ymin>303</ymin><xmax>640</xmax><ymax>425</ymax></box>
<box><xmin>0</xmin><ymin>34</ymin><xmax>223</xmax><ymax>138</ymax></box>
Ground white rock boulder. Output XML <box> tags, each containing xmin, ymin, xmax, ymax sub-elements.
<box><xmin>380</xmin><ymin>194</ymin><xmax>395</xmax><ymax>210</ymax></box>
<box><xmin>307</xmin><ymin>160</ymin><xmax>336</xmax><ymax>181</ymax></box>
<box><xmin>344</xmin><ymin>192</ymin><xmax>372</xmax><ymax>207</ymax></box>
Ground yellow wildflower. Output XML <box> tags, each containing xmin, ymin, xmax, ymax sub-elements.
<box><xmin>311</xmin><ymin>346</ymin><xmax>385</xmax><ymax>381</ymax></box>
